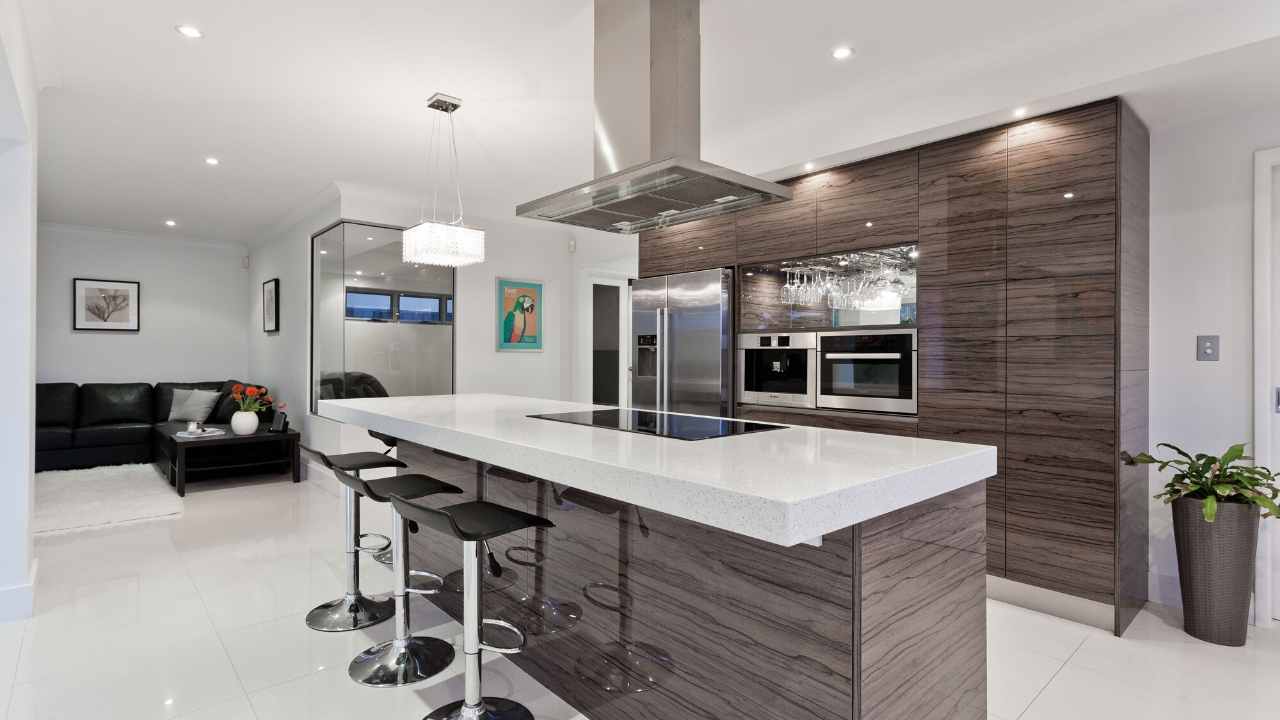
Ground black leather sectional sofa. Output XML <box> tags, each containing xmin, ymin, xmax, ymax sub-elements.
<box><xmin>35</xmin><ymin>380</ymin><xmax>274</xmax><ymax>472</ymax></box>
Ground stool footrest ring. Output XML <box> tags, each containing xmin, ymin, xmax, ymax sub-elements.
<box><xmin>405</xmin><ymin>570</ymin><xmax>445</xmax><ymax>596</ymax></box>
<box><xmin>357</xmin><ymin>532</ymin><xmax>391</xmax><ymax>554</ymax></box>
<box><xmin>480</xmin><ymin>618</ymin><xmax>527</xmax><ymax>655</ymax></box>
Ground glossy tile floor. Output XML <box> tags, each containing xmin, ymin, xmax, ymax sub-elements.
<box><xmin>0</xmin><ymin>463</ymin><xmax>1277</xmax><ymax>720</ymax></box>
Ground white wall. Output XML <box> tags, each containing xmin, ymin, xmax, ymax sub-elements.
<box><xmin>247</xmin><ymin>184</ymin><xmax>341</xmax><ymax>446</ymax></box>
<box><xmin>1147</xmin><ymin>105</ymin><xmax>1280</xmax><ymax>607</ymax></box>
<box><xmin>0</xmin><ymin>0</ymin><xmax>38</xmax><ymax>620</ymax></box>
<box><xmin>36</xmin><ymin>224</ymin><xmax>250</xmax><ymax>384</ymax></box>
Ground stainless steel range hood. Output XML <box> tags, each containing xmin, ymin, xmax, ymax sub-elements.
<box><xmin>516</xmin><ymin>0</ymin><xmax>791</xmax><ymax>234</ymax></box>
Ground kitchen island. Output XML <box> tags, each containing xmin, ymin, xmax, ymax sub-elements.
<box><xmin>318</xmin><ymin>393</ymin><xmax>996</xmax><ymax>720</ymax></box>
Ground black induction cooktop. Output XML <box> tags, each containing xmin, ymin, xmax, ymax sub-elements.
<box><xmin>528</xmin><ymin>408</ymin><xmax>784</xmax><ymax>442</ymax></box>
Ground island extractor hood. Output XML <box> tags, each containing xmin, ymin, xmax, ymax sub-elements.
<box><xmin>516</xmin><ymin>0</ymin><xmax>791</xmax><ymax>234</ymax></box>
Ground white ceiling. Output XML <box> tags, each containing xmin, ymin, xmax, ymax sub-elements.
<box><xmin>26</xmin><ymin>0</ymin><xmax>1280</xmax><ymax>246</ymax></box>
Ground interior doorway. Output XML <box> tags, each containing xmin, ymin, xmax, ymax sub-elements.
<box><xmin>592</xmin><ymin>283</ymin><xmax>622</xmax><ymax>405</ymax></box>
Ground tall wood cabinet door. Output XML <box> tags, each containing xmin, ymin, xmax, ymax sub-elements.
<box><xmin>815</xmin><ymin>151</ymin><xmax>919</xmax><ymax>254</ymax></box>
<box><xmin>638</xmin><ymin>215</ymin><xmax>736</xmax><ymax>278</ymax></box>
<box><xmin>1006</xmin><ymin>101</ymin><xmax>1118</xmax><ymax>335</ymax></box>
<box><xmin>916</xmin><ymin>128</ymin><xmax>1009</xmax><ymax>576</ymax></box>
<box><xmin>1004</xmin><ymin>334</ymin><xmax>1117</xmax><ymax>603</ymax></box>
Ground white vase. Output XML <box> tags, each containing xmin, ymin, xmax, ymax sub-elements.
<box><xmin>231</xmin><ymin>411</ymin><xmax>259</xmax><ymax>436</ymax></box>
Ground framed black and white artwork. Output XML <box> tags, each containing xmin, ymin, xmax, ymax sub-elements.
<box><xmin>73</xmin><ymin>278</ymin><xmax>140</xmax><ymax>332</ymax></box>
<box><xmin>263</xmin><ymin>278</ymin><xmax>280</xmax><ymax>332</ymax></box>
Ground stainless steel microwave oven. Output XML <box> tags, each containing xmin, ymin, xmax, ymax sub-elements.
<box><xmin>816</xmin><ymin>328</ymin><xmax>917</xmax><ymax>414</ymax></box>
<box><xmin>737</xmin><ymin>332</ymin><xmax>817</xmax><ymax>409</ymax></box>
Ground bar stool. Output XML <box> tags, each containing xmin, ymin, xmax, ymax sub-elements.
<box><xmin>335</xmin><ymin>465</ymin><xmax>466</xmax><ymax>687</ymax></box>
<box><xmin>305</xmin><ymin>449</ymin><xmax>407</xmax><ymax>632</ymax></box>
<box><xmin>391</xmin><ymin>494</ymin><xmax>553</xmax><ymax>720</ymax></box>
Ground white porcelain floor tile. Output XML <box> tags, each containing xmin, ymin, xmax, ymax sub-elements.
<box><xmin>986</xmin><ymin>645</ymin><xmax>1066</xmax><ymax>720</ymax></box>
<box><xmin>0</xmin><ymin>619</ymin><xmax>25</xmax><ymax>720</ymax></box>
<box><xmin>219</xmin><ymin>599</ymin><xmax>455</xmax><ymax>693</ymax></box>
<box><xmin>20</xmin><ymin>471</ymin><xmax>1280</xmax><ymax>720</ymax></box>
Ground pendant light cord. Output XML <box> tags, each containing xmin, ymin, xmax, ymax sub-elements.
<box><xmin>418</xmin><ymin>98</ymin><xmax>466</xmax><ymax>227</ymax></box>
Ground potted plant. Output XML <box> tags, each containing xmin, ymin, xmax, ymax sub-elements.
<box><xmin>1129</xmin><ymin>442</ymin><xmax>1279</xmax><ymax>645</ymax></box>
<box><xmin>229</xmin><ymin>384</ymin><xmax>275</xmax><ymax>436</ymax></box>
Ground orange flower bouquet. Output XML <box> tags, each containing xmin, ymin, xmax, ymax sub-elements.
<box><xmin>231</xmin><ymin>384</ymin><xmax>275</xmax><ymax>413</ymax></box>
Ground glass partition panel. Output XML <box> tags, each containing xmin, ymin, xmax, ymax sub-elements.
<box><xmin>311</xmin><ymin>224</ymin><xmax>346</xmax><ymax>413</ymax></box>
<box><xmin>310</xmin><ymin>222</ymin><xmax>456</xmax><ymax>412</ymax></box>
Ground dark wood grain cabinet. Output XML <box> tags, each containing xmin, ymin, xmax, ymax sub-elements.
<box><xmin>815</xmin><ymin>151</ymin><xmax>920</xmax><ymax>254</ymax></box>
<box><xmin>631</xmin><ymin>99</ymin><xmax>1148</xmax><ymax>634</ymax></box>
<box><xmin>638</xmin><ymin>215</ymin><xmax>735</xmax><ymax>278</ymax></box>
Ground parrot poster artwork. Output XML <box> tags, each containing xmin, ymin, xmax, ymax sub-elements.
<box><xmin>496</xmin><ymin>278</ymin><xmax>543</xmax><ymax>351</ymax></box>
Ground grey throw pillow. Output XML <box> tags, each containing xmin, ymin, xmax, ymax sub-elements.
<box><xmin>168</xmin><ymin>388</ymin><xmax>221</xmax><ymax>422</ymax></box>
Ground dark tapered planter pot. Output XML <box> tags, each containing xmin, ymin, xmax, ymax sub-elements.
<box><xmin>1173</xmin><ymin>497</ymin><xmax>1260</xmax><ymax>646</ymax></box>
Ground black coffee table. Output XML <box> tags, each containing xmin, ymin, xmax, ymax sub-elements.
<box><xmin>153</xmin><ymin>422</ymin><xmax>301</xmax><ymax>496</ymax></box>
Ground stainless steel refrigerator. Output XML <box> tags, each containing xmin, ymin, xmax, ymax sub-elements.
<box><xmin>630</xmin><ymin>268</ymin><xmax>734</xmax><ymax>417</ymax></box>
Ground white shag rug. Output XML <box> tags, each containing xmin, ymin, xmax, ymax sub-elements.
<box><xmin>34</xmin><ymin>463</ymin><xmax>183</xmax><ymax>535</ymax></box>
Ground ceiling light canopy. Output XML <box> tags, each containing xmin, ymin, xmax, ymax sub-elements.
<box><xmin>175</xmin><ymin>25</ymin><xmax>203</xmax><ymax>39</ymax></box>
<box><xmin>402</xmin><ymin>93</ymin><xmax>485</xmax><ymax>268</ymax></box>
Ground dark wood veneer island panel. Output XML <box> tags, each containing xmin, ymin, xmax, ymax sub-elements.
<box><xmin>400</xmin><ymin>444</ymin><xmax>986</xmax><ymax>720</ymax></box>
<box><xmin>639</xmin><ymin>97</ymin><xmax>1150</xmax><ymax>635</ymax></box>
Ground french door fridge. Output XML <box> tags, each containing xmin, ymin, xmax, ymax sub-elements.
<box><xmin>631</xmin><ymin>268</ymin><xmax>733</xmax><ymax>418</ymax></box>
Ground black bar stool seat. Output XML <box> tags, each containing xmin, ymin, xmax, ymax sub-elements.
<box><xmin>411</xmin><ymin>500</ymin><xmax>552</xmax><ymax>542</ymax></box>
<box><xmin>364</xmin><ymin>474</ymin><xmax>461</xmax><ymax>503</ymax></box>
<box><xmin>326</xmin><ymin>451</ymin><xmax>408</xmax><ymax>473</ymax></box>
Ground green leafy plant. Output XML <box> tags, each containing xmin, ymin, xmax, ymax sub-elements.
<box><xmin>1127</xmin><ymin>443</ymin><xmax>1280</xmax><ymax>522</ymax></box>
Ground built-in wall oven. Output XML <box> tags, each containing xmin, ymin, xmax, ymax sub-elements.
<box><xmin>816</xmin><ymin>328</ymin><xmax>917</xmax><ymax>414</ymax></box>
<box><xmin>737</xmin><ymin>332</ymin><xmax>817</xmax><ymax>409</ymax></box>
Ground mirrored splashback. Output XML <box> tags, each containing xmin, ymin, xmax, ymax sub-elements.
<box><xmin>739</xmin><ymin>244</ymin><xmax>917</xmax><ymax>331</ymax></box>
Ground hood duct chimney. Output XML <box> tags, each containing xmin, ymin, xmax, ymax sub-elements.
<box><xmin>516</xmin><ymin>0</ymin><xmax>791</xmax><ymax>234</ymax></box>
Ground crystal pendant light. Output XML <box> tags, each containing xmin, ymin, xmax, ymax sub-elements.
<box><xmin>402</xmin><ymin>93</ymin><xmax>485</xmax><ymax>268</ymax></box>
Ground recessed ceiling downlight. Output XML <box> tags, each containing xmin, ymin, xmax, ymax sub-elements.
<box><xmin>165</xmin><ymin>220</ymin><xmax>177</xmax><ymax>227</ymax></box>
<box><xmin>204</xmin><ymin>157</ymin><xmax>219</xmax><ymax>166</ymax></box>
<box><xmin>175</xmin><ymin>25</ymin><xmax>203</xmax><ymax>39</ymax></box>
<box><xmin>1013</xmin><ymin>107</ymin><xmax>1028</xmax><ymax>119</ymax></box>
<box><xmin>832</xmin><ymin>46</ymin><xmax>853</xmax><ymax>60</ymax></box>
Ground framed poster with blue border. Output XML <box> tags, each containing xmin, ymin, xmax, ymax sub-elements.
<box><xmin>496</xmin><ymin>278</ymin><xmax>543</xmax><ymax>352</ymax></box>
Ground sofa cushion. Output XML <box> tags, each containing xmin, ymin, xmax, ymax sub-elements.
<box><xmin>36</xmin><ymin>383</ymin><xmax>79</xmax><ymax>427</ymax></box>
<box><xmin>78</xmin><ymin>383</ymin><xmax>154</xmax><ymax>427</ymax></box>
<box><xmin>154</xmin><ymin>381</ymin><xmax>223</xmax><ymax>420</ymax></box>
<box><xmin>36</xmin><ymin>426</ymin><xmax>74</xmax><ymax>451</ymax></box>
<box><xmin>168</xmin><ymin>389</ymin><xmax>220</xmax><ymax>422</ymax></box>
<box><xmin>73</xmin><ymin>422</ymin><xmax>153</xmax><ymax>448</ymax></box>
<box><xmin>208</xmin><ymin>380</ymin><xmax>245</xmax><ymax>424</ymax></box>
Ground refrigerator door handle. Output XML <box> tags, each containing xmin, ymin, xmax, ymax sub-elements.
<box><xmin>656</xmin><ymin>308</ymin><xmax>666</xmax><ymax>412</ymax></box>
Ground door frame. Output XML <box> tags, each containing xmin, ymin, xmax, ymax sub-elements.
<box><xmin>1252</xmin><ymin>145</ymin><xmax>1280</xmax><ymax>625</ymax></box>
<box><xmin>577</xmin><ymin>273</ymin><xmax>631</xmax><ymax>407</ymax></box>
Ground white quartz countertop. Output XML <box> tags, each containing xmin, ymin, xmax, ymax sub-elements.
<box><xmin>317</xmin><ymin>393</ymin><xmax>997</xmax><ymax>547</ymax></box>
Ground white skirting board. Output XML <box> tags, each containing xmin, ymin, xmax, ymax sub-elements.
<box><xmin>0</xmin><ymin>559</ymin><xmax>37</xmax><ymax>621</ymax></box>
<box><xmin>988</xmin><ymin>575</ymin><xmax>1115</xmax><ymax>633</ymax></box>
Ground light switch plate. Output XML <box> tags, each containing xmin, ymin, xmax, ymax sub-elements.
<box><xmin>1196</xmin><ymin>335</ymin><xmax>1219</xmax><ymax>361</ymax></box>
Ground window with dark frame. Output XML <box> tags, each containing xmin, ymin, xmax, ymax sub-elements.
<box><xmin>344</xmin><ymin>288</ymin><xmax>454</xmax><ymax>325</ymax></box>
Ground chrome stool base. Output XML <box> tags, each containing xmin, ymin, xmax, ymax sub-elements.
<box><xmin>306</xmin><ymin>593</ymin><xmax>395</xmax><ymax>632</ymax></box>
<box><xmin>426</xmin><ymin>697</ymin><xmax>534</xmax><ymax>720</ymax></box>
<box><xmin>349</xmin><ymin>636</ymin><xmax>456</xmax><ymax>687</ymax></box>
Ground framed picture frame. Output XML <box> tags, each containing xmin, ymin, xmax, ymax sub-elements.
<box><xmin>263</xmin><ymin>278</ymin><xmax>280</xmax><ymax>332</ymax></box>
<box><xmin>73</xmin><ymin>278</ymin><xmax>140</xmax><ymax>332</ymax></box>
<box><xmin>496</xmin><ymin>278</ymin><xmax>543</xmax><ymax>352</ymax></box>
